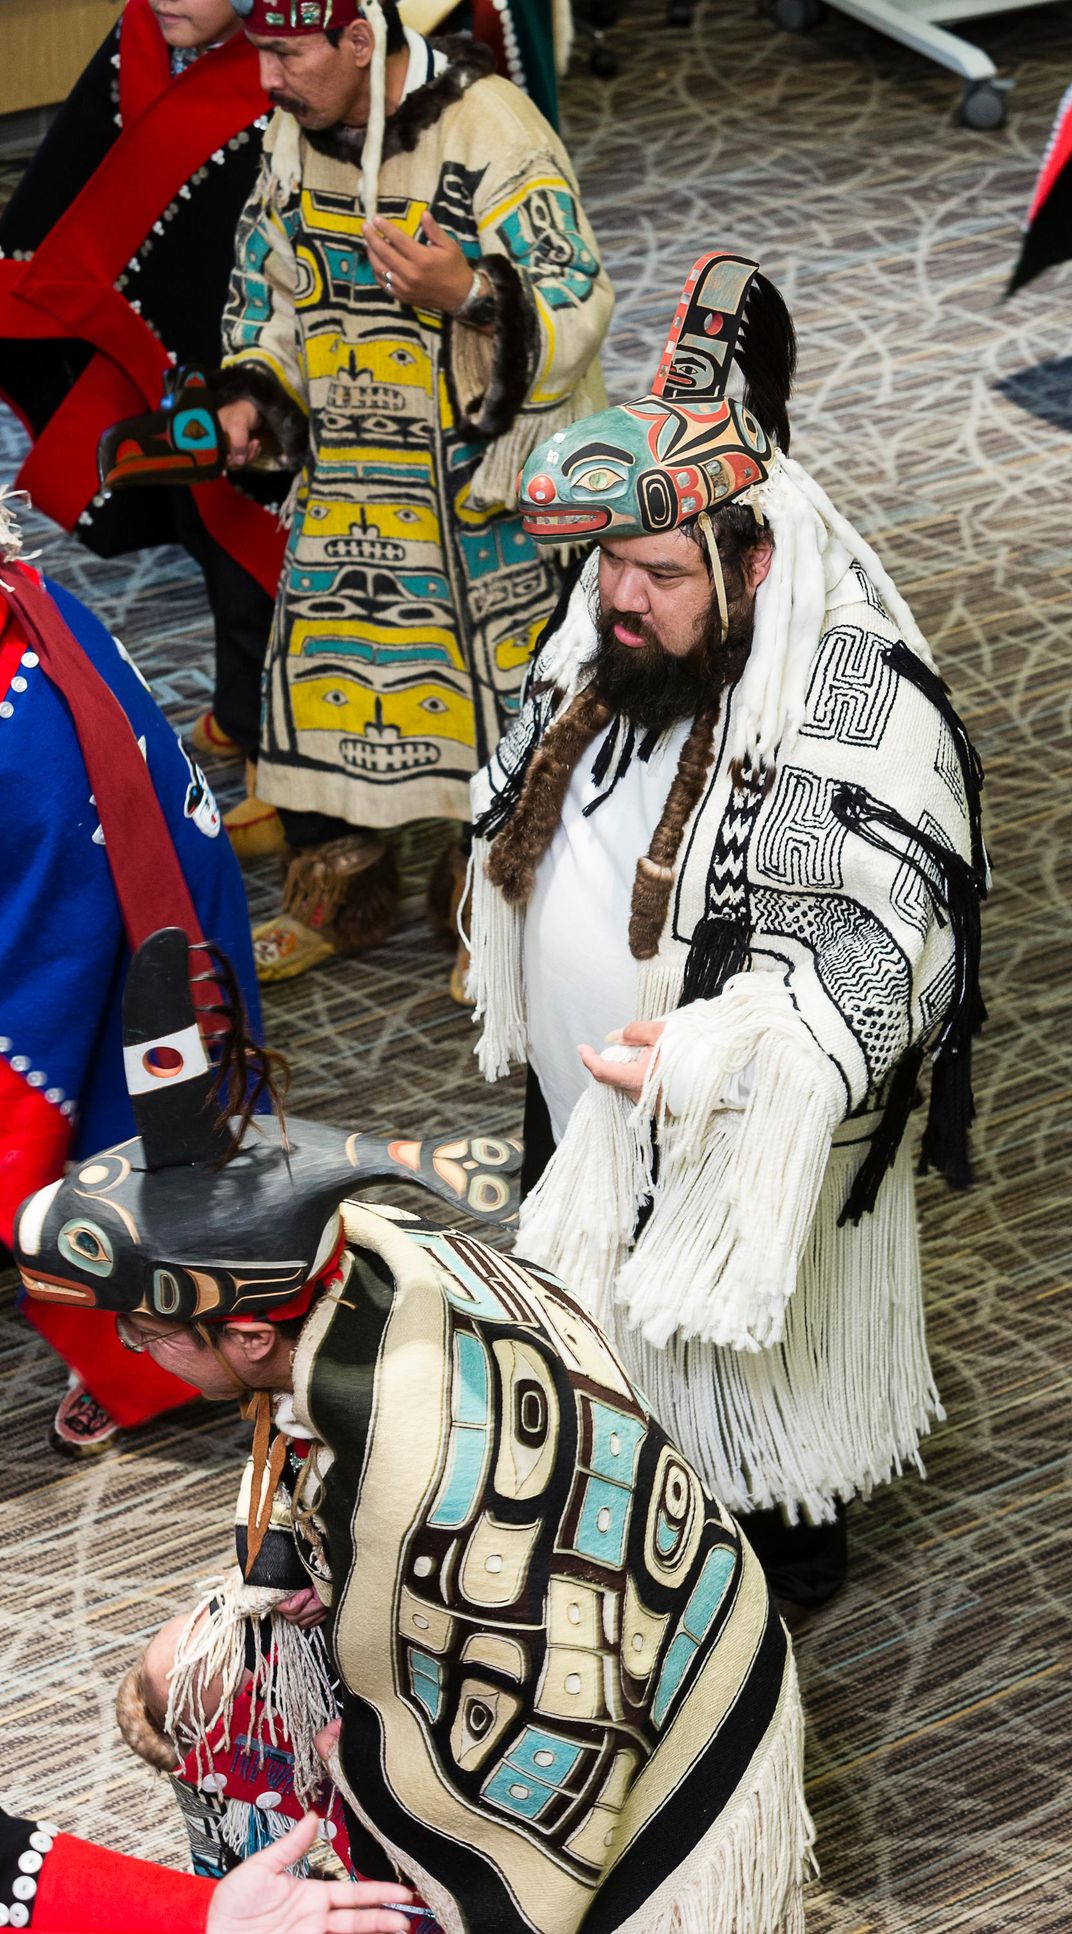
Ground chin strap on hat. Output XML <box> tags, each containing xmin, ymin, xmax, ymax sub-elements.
<box><xmin>194</xmin><ymin>1324</ymin><xmax>288</xmax><ymax>1579</ymax></box>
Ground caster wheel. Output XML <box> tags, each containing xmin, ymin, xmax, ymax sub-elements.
<box><xmin>774</xmin><ymin>0</ymin><xmax>825</xmax><ymax>27</ymax></box>
<box><xmin>958</xmin><ymin>79</ymin><xmax>1008</xmax><ymax>130</ymax></box>
<box><xmin>589</xmin><ymin>43</ymin><xmax>619</xmax><ymax>77</ymax></box>
<box><xmin>666</xmin><ymin>0</ymin><xmax>694</xmax><ymax>22</ymax></box>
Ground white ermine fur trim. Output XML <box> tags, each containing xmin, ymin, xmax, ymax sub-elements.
<box><xmin>467</xmin><ymin>835</ymin><xmax>527</xmax><ymax>1080</ymax></box>
<box><xmin>617</xmin><ymin>977</ymin><xmax>845</xmax><ymax>1351</ymax></box>
<box><xmin>614</xmin><ymin>1133</ymin><xmax>941</xmax><ymax>1521</ymax></box>
<box><xmin>731</xmin><ymin>451</ymin><xmax>934</xmax><ymax>769</ymax></box>
<box><xmin>536</xmin><ymin>547</ymin><xmax>600</xmax><ymax>697</ymax></box>
<box><xmin>164</xmin><ymin>1567</ymin><xmax>336</xmax><ymax>1807</ymax></box>
<box><xmin>612</xmin><ymin>1651</ymin><xmax>814</xmax><ymax>1934</ymax></box>
<box><xmin>267</xmin><ymin>112</ymin><xmax>303</xmax><ymax>203</ymax></box>
<box><xmin>361</xmin><ymin>1</ymin><xmax>389</xmax><ymax>224</ymax></box>
<box><xmin>782</xmin><ymin>455</ymin><xmax>935</xmax><ymax>670</ymax></box>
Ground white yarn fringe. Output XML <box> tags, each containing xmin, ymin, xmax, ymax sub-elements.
<box><xmin>518</xmin><ymin>976</ymin><xmax>843</xmax><ymax>1356</ymax></box>
<box><xmin>613</xmin><ymin>1134</ymin><xmax>941</xmax><ymax>1521</ymax></box>
<box><xmin>221</xmin><ymin>1798</ymin><xmax>295</xmax><ymax>1859</ymax></box>
<box><xmin>609</xmin><ymin>1651</ymin><xmax>813</xmax><ymax>1934</ymax></box>
<box><xmin>165</xmin><ymin>1567</ymin><xmax>337</xmax><ymax>1808</ymax></box>
<box><xmin>515</xmin><ymin>1078</ymin><xmax>648</xmax><ymax>1327</ymax></box>
<box><xmin>619</xmin><ymin>978</ymin><xmax>845</xmax><ymax>1351</ymax></box>
<box><xmin>467</xmin><ymin>835</ymin><xmax>527</xmax><ymax>1080</ymax></box>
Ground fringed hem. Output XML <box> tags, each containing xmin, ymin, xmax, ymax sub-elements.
<box><xmin>613</xmin><ymin>1135</ymin><xmax>941</xmax><ymax>1520</ymax></box>
<box><xmin>329</xmin><ymin>1652</ymin><xmax>812</xmax><ymax>1934</ymax></box>
<box><xmin>467</xmin><ymin>836</ymin><xmax>528</xmax><ymax>1080</ymax></box>
<box><xmin>621</xmin><ymin>977</ymin><xmax>845</xmax><ymax>1351</ymax></box>
<box><xmin>613</xmin><ymin>1650</ymin><xmax>814</xmax><ymax>1934</ymax></box>
<box><xmin>164</xmin><ymin>1567</ymin><xmax>337</xmax><ymax>1807</ymax></box>
<box><xmin>515</xmin><ymin>1079</ymin><xmax>645</xmax><ymax>1324</ymax></box>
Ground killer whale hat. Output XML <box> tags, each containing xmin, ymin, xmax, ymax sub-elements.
<box><xmin>517</xmin><ymin>249</ymin><xmax>937</xmax><ymax>772</ymax></box>
<box><xmin>15</xmin><ymin>928</ymin><xmax>521</xmax><ymax>1324</ymax></box>
<box><xmin>517</xmin><ymin>250</ymin><xmax>794</xmax><ymax>546</ymax></box>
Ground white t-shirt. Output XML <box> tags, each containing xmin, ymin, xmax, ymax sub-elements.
<box><xmin>524</xmin><ymin>718</ymin><xmax>691</xmax><ymax>1142</ymax></box>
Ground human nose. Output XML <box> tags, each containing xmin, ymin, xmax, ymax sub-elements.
<box><xmin>615</xmin><ymin>567</ymin><xmax>650</xmax><ymax>614</ymax></box>
<box><xmin>258</xmin><ymin>52</ymin><xmax>284</xmax><ymax>92</ymax></box>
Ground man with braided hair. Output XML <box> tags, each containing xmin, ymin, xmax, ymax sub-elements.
<box><xmin>467</xmin><ymin>250</ymin><xmax>988</xmax><ymax>1615</ymax></box>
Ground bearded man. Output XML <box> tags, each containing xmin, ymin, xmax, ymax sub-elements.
<box><xmin>215</xmin><ymin>0</ymin><xmax>612</xmax><ymax>985</ymax></box>
<box><xmin>467</xmin><ymin>251</ymin><xmax>988</xmax><ymax>1617</ymax></box>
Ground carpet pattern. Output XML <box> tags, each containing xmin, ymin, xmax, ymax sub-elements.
<box><xmin>2</xmin><ymin>5</ymin><xmax>1071</xmax><ymax>1927</ymax></box>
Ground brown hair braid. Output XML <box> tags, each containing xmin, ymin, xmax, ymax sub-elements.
<box><xmin>628</xmin><ymin>703</ymin><xmax>720</xmax><ymax>960</ymax></box>
<box><xmin>484</xmin><ymin>685</ymin><xmax>613</xmax><ymax>906</ymax></box>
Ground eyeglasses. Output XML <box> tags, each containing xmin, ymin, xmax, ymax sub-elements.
<box><xmin>117</xmin><ymin>1314</ymin><xmax>170</xmax><ymax>1353</ymax></box>
<box><xmin>115</xmin><ymin>1314</ymin><xmax>206</xmax><ymax>1353</ymax></box>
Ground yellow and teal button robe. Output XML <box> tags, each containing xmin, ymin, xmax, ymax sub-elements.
<box><xmin>219</xmin><ymin>43</ymin><xmax>613</xmax><ymax>829</ymax></box>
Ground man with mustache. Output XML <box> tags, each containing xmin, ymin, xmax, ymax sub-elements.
<box><xmin>468</xmin><ymin>251</ymin><xmax>988</xmax><ymax>1620</ymax></box>
<box><xmin>213</xmin><ymin>0</ymin><xmax>612</xmax><ymax>987</ymax></box>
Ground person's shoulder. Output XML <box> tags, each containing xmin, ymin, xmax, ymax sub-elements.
<box><xmin>440</xmin><ymin>55</ymin><xmax>559</xmax><ymax>156</ymax></box>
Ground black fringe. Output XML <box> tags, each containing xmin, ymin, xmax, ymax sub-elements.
<box><xmin>883</xmin><ymin>641</ymin><xmax>988</xmax><ymax>888</ymax></box>
<box><xmin>680</xmin><ymin>915</ymin><xmax>750</xmax><ymax>1006</ymax></box>
<box><xmin>191</xmin><ymin>942</ymin><xmax>291</xmax><ymax>1166</ymax></box>
<box><xmin>839</xmin><ymin>1048</ymin><xmax>924</xmax><ymax>1225</ymax></box>
<box><xmin>832</xmin><ymin>782</ymin><xmax>984</xmax><ymax>1198</ymax></box>
<box><xmin>736</xmin><ymin>270</ymin><xmax>797</xmax><ymax>452</ymax></box>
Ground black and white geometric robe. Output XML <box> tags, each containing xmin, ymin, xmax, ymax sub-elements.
<box><xmin>468</xmin><ymin>548</ymin><xmax>986</xmax><ymax>1524</ymax></box>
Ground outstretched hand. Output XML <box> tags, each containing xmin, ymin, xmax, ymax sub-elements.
<box><xmin>206</xmin><ymin>1811</ymin><xmax>419</xmax><ymax>1934</ymax></box>
<box><xmin>364</xmin><ymin>210</ymin><xmax>474</xmax><ymax>315</ymax></box>
<box><xmin>578</xmin><ymin>1020</ymin><xmax>666</xmax><ymax>1104</ymax></box>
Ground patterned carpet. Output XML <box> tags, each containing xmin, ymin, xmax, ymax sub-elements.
<box><xmin>2</xmin><ymin>4</ymin><xmax>1072</xmax><ymax>1927</ymax></box>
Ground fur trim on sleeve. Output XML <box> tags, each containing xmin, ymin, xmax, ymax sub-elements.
<box><xmin>446</xmin><ymin>252</ymin><xmax>539</xmax><ymax>443</ymax></box>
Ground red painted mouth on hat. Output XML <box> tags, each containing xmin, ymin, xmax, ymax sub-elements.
<box><xmin>18</xmin><ymin>1267</ymin><xmax>99</xmax><ymax>1305</ymax></box>
<box><xmin>522</xmin><ymin>509</ymin><xmax>611</xmax><ymax>536</ymax></box>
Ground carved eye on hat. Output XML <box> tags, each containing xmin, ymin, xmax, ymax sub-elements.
<box><xmin>58</xmin><ymin>1219</ymin><xmax>115</xmax><ymax>1277</ymax></box>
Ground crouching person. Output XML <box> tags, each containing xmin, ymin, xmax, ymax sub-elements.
<box><xmin>16</xmin><ymin>928</ymin><xmax>815</xmax><ymax>1934</ymax></box>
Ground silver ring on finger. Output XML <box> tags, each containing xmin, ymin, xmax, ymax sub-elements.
<box><xmin>384</xmin><ymin>269</ymin><xmax>394</xmax><ymax>294</ymax></box>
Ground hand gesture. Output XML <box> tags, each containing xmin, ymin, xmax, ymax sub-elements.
<box><xmin>276</xmin><ymin>1586</ymin><xmax>329</xmax><ymax>1629</ymax></box>
<box><xmin>578</xmin><ymin>1020</ymin><xmax>666</xmax><ymax>1104</ymax></box>
<box><xmin>365</xmin><ymin>211</ymin><xmax>474</xmax><ymax>316</ymax></box>
<box><xmin>219</xmin><ymin>399</ymin><xmax>262</xmax><ymax>469</ymax></box>
<box><xmin>206</xmin><ymin>1811</ymin><xmax>419</xmax><ymax>1934</ymax></box>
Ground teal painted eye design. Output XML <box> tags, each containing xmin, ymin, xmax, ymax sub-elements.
<box><xmin>571</xmin><ymin>463</ymin><xmax>629</xmax><ymax>497</ymax></box>
<box><xmin>58</xmin><ymin>1219</ymin><xmax>115</xmax><ymax>1277</ymax></box>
